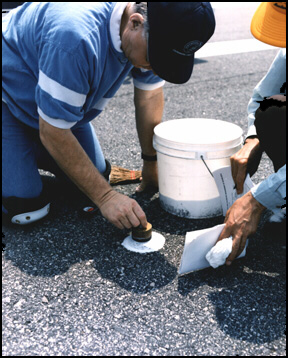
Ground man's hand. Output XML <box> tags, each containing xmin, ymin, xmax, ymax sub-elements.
<box><xmin>230</xmin><ymin>138</ymin><xmax>262</xmax><ymax>194</ymax></box>
<box><xmin>136</xmin><ymin>161</ymin><xmax>158</xmax><ymax>192</ymax></box>
<box><xmin>216</xmin><ymin>191</ymin><xmax>266</xmax><ymax>265</ymax></box>
<box><xmin>98</xmin><ymin>190</ymin><xmax>147</xmax><ymax>230</ymax></box>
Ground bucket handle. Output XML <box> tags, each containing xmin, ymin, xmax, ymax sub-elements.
<box><xmin>200</xmin><ymin>155</ymin><xmax>214</xmax><ymax>178</ymax></box>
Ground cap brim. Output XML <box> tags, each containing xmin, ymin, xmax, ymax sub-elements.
<box><xmin>251</xmin><ymin>2</ymin><xmax>286</xmax><ymax>47</ymax></box>
<box><xmin>148</xmin><ymin>38</ymin><xmax>195</xmax><ymax>84</ymax></box>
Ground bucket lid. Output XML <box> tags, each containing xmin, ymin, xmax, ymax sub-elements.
<box><xmin>154</xmin><ymin>118</ymin><xmax>243</xmax><ymax>155</ymax></box>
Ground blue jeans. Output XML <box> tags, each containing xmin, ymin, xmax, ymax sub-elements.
<box><xmin>2</xmin><ymin>101</ymin><xmax>106</xmax><ymax>212</ymax></box>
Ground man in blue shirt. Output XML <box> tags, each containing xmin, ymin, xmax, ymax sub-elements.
<box><xmin>2</xmin><ymin>3</ymin><xmax>215</xmax><ymax>227</ymax></box>
<box><xmin>217</xmin><ymin>2</ymin><xmax>286</xmax><ymax>265</ymax></box>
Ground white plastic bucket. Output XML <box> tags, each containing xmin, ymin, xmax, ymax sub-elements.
<box><xmin>153</xmin><ymin>118</ymin><xmax>243</xmax><ymax>218</ymax></box>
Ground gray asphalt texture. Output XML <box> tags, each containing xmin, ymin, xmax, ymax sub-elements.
<box><xmin>2</xmin><ymin>4</ymin><xmax>286</xmax><ymax>356</ymax></box>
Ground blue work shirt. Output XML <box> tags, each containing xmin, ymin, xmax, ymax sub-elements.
<box><xmin>2</xmin><ymin>2</ymin><xmax>165</xmax><ymax>130</ymax></box>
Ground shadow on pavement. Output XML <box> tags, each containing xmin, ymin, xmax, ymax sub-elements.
<box><xmin>2</xmin><ymin>176</ymin><xmax>178</xmax><ymax>293</ymax></box>
<box><xmin>177</xmin><ymin>217</ymin><xmax>286</xmax><ymax>344</ymax></box>
<box><xmin>2</xmin><ymin>176</ymin><xmax>286</xmax><ymax>344</ymax></box>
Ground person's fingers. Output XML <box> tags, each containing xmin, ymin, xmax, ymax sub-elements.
<box><xmin>121</xmin><ymin>211</ymin><xmax>141</xmax><ymax>229</ymax></box>
<box><xmin>235</xmin><ymin>168</ymin><xmax>246</xmax><ymax>194</ymax></box>
<box><xmin>225</xmin><ymin>240</ymin><xmax>239</xmax><ymax>265</ymax></box>
<box><xmin>230</xmin><ymin>154</ymin><xmax>248</xmax><ymax>195</ymax></box>
<box><xmin>236</xmin><ymin>235</ymin><xmax>247</xmax><ymax>258</ymax></box>
<box><xmin>230</xmin><ymin>156</ymin><xmax>237</xmax><ymax>185</ymax></box>
<box><xmin>132</xmin><ymin>203</ymin><xmax>147</xmax><ymax>228</ymax></box>
<box><xmin>110</xmin><ymin>218</ymin><xmax>124</xmax><ymax>230</ymax></box>
<box><xmin>217</xmin><ymin>221</ymin><xmax>242</xmax><ymax>266</ymax></box>
<box><xmin>135</xmin><ymin>179</ymin><xmax>146</xmax><ymax>193</ymax></box>
<box><xmin>119</xmin><ymin>216</ymin><xmax>133</xmax><ymax>230</ymax></box>
<box><xmin>225</xmin><ymin>234</ymin><xmax>246</xmax><ymax>265</ymax></box>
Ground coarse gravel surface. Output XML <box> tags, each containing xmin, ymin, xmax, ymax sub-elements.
<box><xmin>2</xmin><ymin>3</ymin><xmax>286</xmax><ymax>356</ymax></box>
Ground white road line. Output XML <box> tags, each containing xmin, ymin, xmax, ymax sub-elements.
<box><xmin>195</xmin><ymin>38</ymin><xmax>277</xmax><ymax>58</ymax></box>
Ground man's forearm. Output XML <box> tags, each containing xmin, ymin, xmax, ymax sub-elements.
<box><xmin>134</xmin><ymin>87</ymin><xmax>164</xmax><ymax>156</ymax></box>
<box><xmin>39</xmin><ymin>117</ymin><xmax>112</xmax><ymax>207</ymax></box>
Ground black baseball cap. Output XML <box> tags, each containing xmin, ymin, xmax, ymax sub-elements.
<box><xmin>147</xmin><ymin>2</ymin><xmax>216</xmax><ymax>84</ymax></box>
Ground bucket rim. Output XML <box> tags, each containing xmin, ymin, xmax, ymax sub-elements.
<box><xmin>153</xmin><ymin>118</ymin><xmax>243</xmax><ymax>156</ymax></box>
<box><xmin>154</xmin><ymin>118</ymin><xmax>243</xmax><ymax>145</ymax></box>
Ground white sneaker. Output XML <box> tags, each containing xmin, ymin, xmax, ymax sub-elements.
<box><xmin>11</xmin><ymin>203</ymin><xmax>50</xmax><ymax>225</ymax></box>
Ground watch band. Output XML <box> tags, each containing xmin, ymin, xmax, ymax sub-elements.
<box><xmin>141</xmin><ymin>153</ymin><xmax>157</xmax><ymax>161</ymax></box>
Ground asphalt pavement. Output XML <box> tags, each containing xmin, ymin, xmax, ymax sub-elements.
<box><xmin>2</xmin><ymin>3</ymin><xmax>286</xmax><ymax>356</ymax></box>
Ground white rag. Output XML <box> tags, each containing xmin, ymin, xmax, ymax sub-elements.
<box><xmin>205</xmin><ymin>237</ymin><xmax>233</xmax><ymax>268</ymax></box>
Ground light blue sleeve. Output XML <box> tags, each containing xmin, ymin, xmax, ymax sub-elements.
<box><xmin>131</xmin><ymin>68</ymin><xmax>165</xmax><ymax>91</ymax></box>
<box><xmin>246</xmin><ymin>49</ymin><xmax>286</xmax><ymax>138</ymax></box>
<box><xmin>251</xmin><ymin>164</ymin><xmax>286</xmax><ymax>212</ymax></box>
<box><xmin>35</xmin><ymin>41</ymin><xmax>90</xmax><ymax>129</ymax></box>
